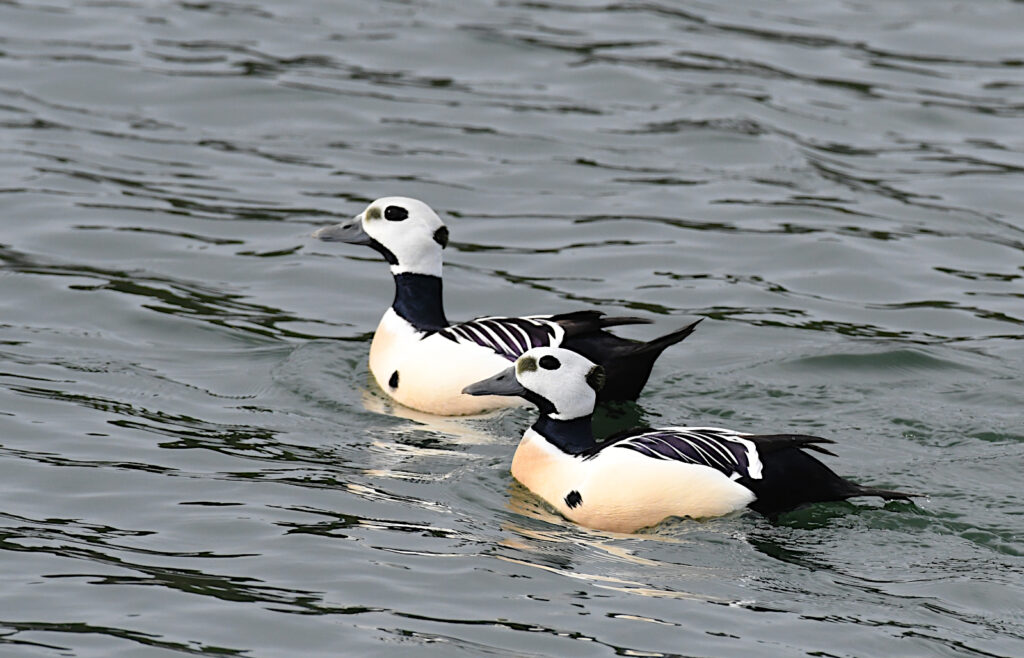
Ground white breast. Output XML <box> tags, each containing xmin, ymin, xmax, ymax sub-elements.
<box><xmin>368</xmin><ymin>309</ymin><xmax>524</xmax><ymax>415</ymax></box>
<box><xmin>511</xmin><ymin>429</ymin><xmax>583</xmax><ymax>506</ymax></box>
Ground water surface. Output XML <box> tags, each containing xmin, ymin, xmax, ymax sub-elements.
<box><xmin>0</xmin><ymin>1</ymin><xmax>1022</xmax><ymax>656</ymax></box>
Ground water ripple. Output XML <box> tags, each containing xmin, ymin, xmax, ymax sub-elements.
<box><xmin>1</xmin><ymin>0</ymin><xmax>1022</xmax><ymax>656</ymax></box>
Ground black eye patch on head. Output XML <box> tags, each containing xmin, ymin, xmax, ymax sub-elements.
<box><xmin>384</xmin><ymin>205</ymin><xmax>409</xmax><ymax>221</ymax></box>
<box><xmin>538</xmin><ymin>355</ymin><xmax>560</xmax><ymax>370</ymax></box>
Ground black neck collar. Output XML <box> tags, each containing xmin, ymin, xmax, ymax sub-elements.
<box><xmin>392</xmin><ymin>273</ymin><xmax>448</xmax><ymax>332</ymax></box>
<box><xmin>532</xmin><ymin>414</ymin><xmax>596</xmax><ymax>455</ymax></box>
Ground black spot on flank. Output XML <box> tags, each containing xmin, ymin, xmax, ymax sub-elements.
<box><xmin>565</xmin><ymin>490</ymin><xmax>583</xmax><ymax>509</ymax></box>
<box><xmin>384</xmin><ymin>205</ymin><xmax>408</xmax><ymax>221</ymax></box>
<box><xmin>389</xmin><ymin>371</ymin><xmax>399</xmax><ymax>389</ymax></box>
<box><xmin>539</xmin><ymin>355</ymin><xmax>560</xmax><ymax>370</ymax></box>
<box><xmin>433</xmin><ymin>226</ymin><xmax>449</xmax><ymax>248</ymax></box>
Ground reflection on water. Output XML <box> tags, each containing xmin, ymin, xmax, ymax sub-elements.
<box><xmin>0</xmin><ymin>0</ymin><xmax>1022</xmax><ymax>656</ymax></box>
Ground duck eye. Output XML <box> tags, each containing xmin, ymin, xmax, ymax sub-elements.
<box><xmin>384</xmin><ymin>205</ymin><xmax>408</xmax><ymax>221</ymax></box>
<box><xmin>538</xmin><ymin>355</ymin><xmax>560</xmax><ymax>370</ymax></box>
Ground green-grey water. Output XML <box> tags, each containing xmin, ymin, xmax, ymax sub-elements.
<box><xmin>1</xmin><ymin>1</ymin><xmax>1022</xmax><ymax>656</ymax></box>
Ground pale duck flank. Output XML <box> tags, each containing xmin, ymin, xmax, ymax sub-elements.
<box><xmin>511</xmin><ymin>427</ymin><xmax>756</xmax><ymax>533</ymax></box>
<box><xmin>369</xmin><ymin>308</ymin><xmax>521</xmax><ymax>416</ymax></box>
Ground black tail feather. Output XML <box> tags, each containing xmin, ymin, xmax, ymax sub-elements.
<box><xmin>549</xmin><ymin>310</ymin><xmax>651</xmax><ymax>336</ymax></box>
<box><xmin>594</xmin><ymin>315</ymin><xmax>654</xmax><ymax>329</ymax></box>
<box><xmin>743</xmin><ymin>446</ymin><xmax>918</xmax><ymax>517</ymax></box>
<box><xmin>635</xmin><ymin>318</ymin><xmax>703</xmax><ymax>354</ymax></box>
<box><xmin>562</xmin><ymin>318</ymin><xmax>702</xmax><ymax>401</ymax></box>
<box><xmin>849</xmin><ymin>485</ymin><xmax>919</xmax><ymax>502</ymax></box>
<box><xmin>747</xmin><ymin>433</ymin><xmax>838</xmax><ymax>457</ymax></box>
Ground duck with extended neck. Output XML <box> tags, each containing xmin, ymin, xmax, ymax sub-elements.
<box><xmin>463</xmin><ymin>347</ymin><xmax>918</xmax><ymax>533</ymax></box>
<box><xmin>313</xmin><ymin>196</ymin><xmax>700</xmax><ymax>416</ymax></box>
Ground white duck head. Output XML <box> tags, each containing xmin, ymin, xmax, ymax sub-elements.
<box><xmin>463</xmin><ymin>347</ymin><xmax>606</xmax><ymax>421</ymax></box>
<box><xmin>313</xmin><ymin>196</ymin><xmax>449</xmax><ymax>277</ymax></box>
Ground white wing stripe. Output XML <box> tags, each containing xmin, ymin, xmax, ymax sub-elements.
<box><xmin>681</xmin><ymin>437</ymin><xmax>721</xmax><ymax>468</ymax></box>
<box><xmin>459</xmin><ymin>323</ymin><xmax>492</xmax><ymax>348</ymax></box>
<box><xmin>474</xmin><ymin>321</ymin><xmax>505</xmax><ymax>350</ymax></box>
<box><xmin>484</xmin><ymin>320</ymin><xmax>523</xmax><ymax>354</ymax></box>
<box><xmin>610</xmin><ymin>428</ymin><xmax>764</xmax><ymax>480</ymax></box>
<box><xmin>437</xmin><ymin>315</ymin><xmax>564</xmax><ymax>359</ymax></box>
<box><xmin>506</xmin><ymin>323</ymin><xmax>530</xmax><ymax>352</ymax></box>
<box><xmin>690</xmin><ymin>435</ymin><xmax>737</xmax><ymax>467</ymax></box>
<box><xmin>664</xmin><ymin>437</ymin><xmax>699</xmax><ymax>464</ymax></box>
